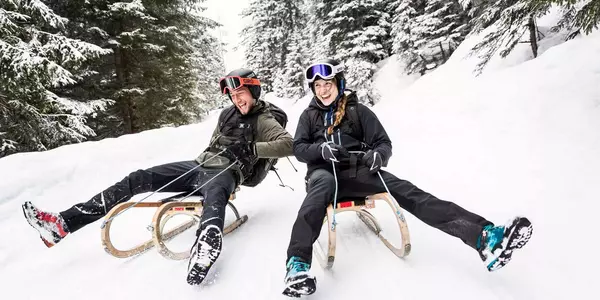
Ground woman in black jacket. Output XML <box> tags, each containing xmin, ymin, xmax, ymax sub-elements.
<box><xmin>282</xmin><ymin>59</ymin><xmax>533</xmax><ymax>297</ymax></box>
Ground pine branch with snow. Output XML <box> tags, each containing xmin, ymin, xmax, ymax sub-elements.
<box><xmin>305</xmin><ymin>0</ymin><xmax>336</xmax><ymax>61</ymax></box>
<box><xmin>321</xmin><ymin>0</ymin><xmax>390</xmax><ymax>105</ymax></box>
<box><xmin>272</xmin><ymin>29</ymin><xmax>309</xmax><ymax>101</ymax></box>
<box><xmin>270</xmin><ymin>1</ymin><xmax>309</xmax><ymax>100</ymax></box>
<box><xmin>0</xmin><ymin>0</ymin><xmax>113</xmax><ymax>157</ymax></box>
<box><xmin>241</xmin><ymin>0</ymin><xmax>306</xmax><ymax>96</ymax></box>
<box><xmin>536</xmin><ymin>0</ymin><xmax>600</xmax><ymax>37</ymax></box>
<box><xmin>42</xmin><ymin>0</ymin><xmax>227</xmax><ymax>135</ymax></box>
<box><xmin>240</xmin><ymin>0</ymin><xmax>279</xmax><ymax>92</ymax></box>
<box><xmin>391</xmin><ymin>0</ymin><xmax>470</xmax><ymax>75</ymax></box>
<box><xmin>468</xmin><ymin>0</ymin><xmax>551</xmax><ymax>75</ymax></box>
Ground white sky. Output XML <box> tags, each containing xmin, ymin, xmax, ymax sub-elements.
<box><xmin>203</xmin><ymin>0</ymin><xmax>251</xmax><ymax>72</ymax></box>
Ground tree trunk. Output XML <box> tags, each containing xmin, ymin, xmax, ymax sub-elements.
<box><xmin>123</xmin><ymin>52</ymin><xmax>137</xmax><ymax>133</ymax></box>
<box><xmin>439</xmin><ymin>42</ymin><xmax>447</xmax><ymax>62</ymax></box>
<box><xmin>528</xmin><ymin>15</ymin><xmax>538</xmax><ymax>58</ymax></box>
<box><xmin>114</xmin><ymin>46</ymin><xmax>133</xmax><ymax>134</ymax></box>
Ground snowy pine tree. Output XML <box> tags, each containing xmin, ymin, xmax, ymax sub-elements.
<box><xmin>129</xmin><ymin>0</ymin><xmax>225</xmax><ymax>129</ymax></box>
<box><xmin>192</xmin><ymin>21</ymin><xmax>227</xmax><ymax>113</ymax></box>
<box><xmin>41</xmin><ymin>0</ymin><xmax>124</xmax><ymax>139</ymax></box>
<box><xmin>537</xmin><ymin>0</ymin><xmax>600</xmax><ymax>38</ymax></box>
<box><xmin>241</xmin><ymin>0</ymin><xmax>306</xmax><ymax>97</ymax></box>
<box><xmin>272</xmin><ymin>28</ymin><xmax>308</xmax><ymax>101</ymax></box>
<box><xmin>270</xmin><ymin>1</ymin><xmax>308</xmax><ymax>100</ymax></box>
<box><xmin>240</xmin><ymin>0</ymin><xmax>279</xmax><ymax>93</ymax></box>
<box><xmin>391</xmin><ymin>0</ymin><xmax>470</xmax><ymax>75</ymax></box>
<box><xmin>45</xmin><ymin>0</ymin><xmax>225</xmax><ymax>136</ymax></box>
<box><xmin>467</xmin><ymin>0</ymin><xmax>551</xmax><ymax>75</ymax></box>
<box><xmin>566</xmin><ymin>0</ymin><xmax>600</xmax><ymax>34</ymax></box>
<box><xmin>0</xmin><ymin>0</ymin><xmax>112</xmax><ymax>157</ymax></box>
<box><xmin>413</xmin><ymin>0</ymin><xmax>470</xmax><ymax>73</ymax></box>
<box><xmin>323</xmin><ymin>0</ymin><xmax>390</xmax><ymax>105</ymax></box>
<box><xmin>380</xmin><ymin>0</ymin><xmax>398</xmax><ymax>56</ymax></box>
<box><xmin>307</xmin><ymin>0</ymin><xmax>336</xmax><ymax>61</ymax></box>
<box><xmin>391</xmin><ymin>0</ymin><xmax>426</xmax><ymax>74</ymax></box>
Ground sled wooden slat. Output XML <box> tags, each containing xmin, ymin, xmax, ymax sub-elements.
<box><xmin>101</xmin><ymin>191</ymin><xmax>246</xmax><ymax>260</ymax></box>
<box><xmin>151</xmin><ymin>201</ymin><xmax>248</xmax><ymax>260</ymax></box>
<box><xmin>101</xmin><ymin>202</ymin><xmax>159</xmax><ymax>258</ymax></box>
<box><xmin>313</xmin><ymin>193</ymin><xmax>411</xmax><ymax>269</ymax></box>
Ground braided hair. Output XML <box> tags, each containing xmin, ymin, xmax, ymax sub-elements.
<box><xmin>327</xmin><ymin>93</ymin><xmax>348</xmax><ymax>135</ymax></box>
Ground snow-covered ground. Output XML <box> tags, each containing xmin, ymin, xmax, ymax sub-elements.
<box><xmin>1</xmin><ymin>29</ymin><xmax>599</xmax><ymax>300</ymax></box>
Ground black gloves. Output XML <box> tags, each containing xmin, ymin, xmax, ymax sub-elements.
<box><xmin>217</xmin><ymin>135</ymin><xmax>237</xmax><ymax>146</ymax></box>
<box><xmin>218</xmin><ymin>135</ymin><xmax>256</xmax><ymax>162</ymax></box>
<box><xmin>320</xmin><ymin>142</ymin><xmax>349</xmax><ymax>162</ymax></box>
<box><xmin>362</xmin><ymin>150</ymin><xmax>383</xmax><ymax>174</ymax></box>
<box><xmin>319</xmin><ymin>143</ymin><xmax>384</xmax><ymax>173</ymax></box>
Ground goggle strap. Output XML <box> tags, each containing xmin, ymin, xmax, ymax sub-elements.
<box><xmin>219</xmin><ymin>76</ymin><xmax>260</xmax><ymax>94</ymax></box>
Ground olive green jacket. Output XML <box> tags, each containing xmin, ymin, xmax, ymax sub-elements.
<box><xmin>195</xmin><ymin>100</ymin><xmax>292</xmax><ymax>184</ymax></box>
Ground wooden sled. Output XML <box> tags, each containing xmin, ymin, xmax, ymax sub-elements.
<box><xmin>101</xmin><ymin>191</ymin><xmax>247</xmax><ymax>260</ymax></box>
<box><xmin>313</xmin><ymin>192</ymin><xmax>411</xmax><ymax>269</ymax></box>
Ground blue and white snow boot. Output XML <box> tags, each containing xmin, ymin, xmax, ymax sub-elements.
<box><xmin>186</xmin><ymin>225</ymin><xmax>222</xmax><ymax>285</ymax></box>
<box><xmin>478</xmin><ymin>216</ymin><xmax>533</xmax><ymax>271</ymax></box>
<box><xmin>282</xmin><ymin>256</ymin><xmax>316</xmax><ymax>298</ymax></box>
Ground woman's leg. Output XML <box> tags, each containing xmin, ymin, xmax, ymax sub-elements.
<box><xmin>286</xmin><ymin>169</ymin><xmax>336</xmax><ymax>263</ymax></box>
<box><xmin>338</xmin><ymin>168</ymin><xmax>491</xmax><ymax>249</ymax></box>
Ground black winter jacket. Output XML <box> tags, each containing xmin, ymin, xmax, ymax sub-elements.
<box><xmin>293</xmin><ymin>91</ymin><xmax>392</xmax><ymax>178</ymax></box>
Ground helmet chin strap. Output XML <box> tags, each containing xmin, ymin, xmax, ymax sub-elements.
<box><xmin>333</xmin><ymin>78</ymin><xmax>346</xmax><ymax>103</ymax></box>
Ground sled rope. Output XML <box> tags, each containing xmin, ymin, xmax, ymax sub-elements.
<box><xmin>377</xmin><ymin>171</ymin><xmax>391</xmax><ymax>195</ymax></box>
<box><xmin>100</xmin><ymin>148</ymin><xmax>229</xmax><ymax>229</ymax></box>
<box><xmin>331</xmin><ymin>160</ymin><xmax>339</xmax><ymax>231</ymax></box>
<box><xmin>173</xmin><ymin>160</ymin><xmax>239</xmax><ymax>202</ymax></box>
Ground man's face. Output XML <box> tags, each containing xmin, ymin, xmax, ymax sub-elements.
<box><xmin>314</xmin><ymin>79</ymin><xmax>338</xmax><ymax>106</ymax></box>
<box><xmin>230</xmin><ymin>87</ymin><xmax>255</xmax><ymax>115</ymax></box>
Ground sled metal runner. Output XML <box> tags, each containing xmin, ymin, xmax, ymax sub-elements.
<box><xmin>100</xmin><ymin>191</ymin><xmax>247</xmax><ymax>260</ymax></box>
<box><xmin>313</xmin><ymin>192</ymin><xmax>411</xmax><ymax>269</ymax></box>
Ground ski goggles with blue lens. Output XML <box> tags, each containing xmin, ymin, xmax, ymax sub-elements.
<box><xmin>304</xmin><ymin>62</ymin><xmax>345</xmax><ymax>83</ymax></box>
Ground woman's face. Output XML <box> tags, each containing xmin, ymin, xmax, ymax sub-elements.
<box><xmin>313</xmin><ymin>79</ymin><xmax>338</xmax><ymax>106</ymax></box>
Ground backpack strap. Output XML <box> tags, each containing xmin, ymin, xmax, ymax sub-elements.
<box><xmin>346</xmin><ymin>103</ymin><xmax>363</xmax><ymax>141</ymax></box>
<box><xmin>218</xmin><ymin>106</ymin><xmax>237</xmax><ymax>132</ymax></box>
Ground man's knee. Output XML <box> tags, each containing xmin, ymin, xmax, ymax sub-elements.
<box><xmin>202</xmin><ymin>173</ymin><xmax>236</xmax><ymax>203</ymax></box>
<box><xmin>203</xmin><ymin>186</ymin><xmax>231</xmax><ymax>205</ymax></box>
<box><xmin>125</xmin><ymin>169</ymin><xmax>153</xmax><ymax>194</ymax></box>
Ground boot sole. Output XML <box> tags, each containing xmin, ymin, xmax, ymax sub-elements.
<box><xmin>186</xmin><ymin>226</ymin><xmax>222</xmax><ymax>285</ymax></box>
<box><xmin>282</xmin><ymin>276</ymin><xmax>316</xmax><ymax>298</ymax></box>
<box><xmin>487</xmin><ymin>217</ymin><xmax>533</xmax><ymax>271</ymax></box>
<box><xmin>187</xmin><ymin>264</ymin><xmax>211</xmax><ymax>285</ymax></box>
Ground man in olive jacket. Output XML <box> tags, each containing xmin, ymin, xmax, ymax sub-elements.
<box><xmin>21</xmin><ymin>68</ymin><xmax>293</xmax><ymax>286</ymax></box>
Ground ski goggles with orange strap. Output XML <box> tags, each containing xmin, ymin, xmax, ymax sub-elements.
<box><xmin>304</xmin><ymin>62</ymin><xmax>345</xmax><ymax>83</ymax></box>
<box><xmin>219</xmin><ymin>76</ymin><xmax>261</xmax><ymax>94</ymax></box>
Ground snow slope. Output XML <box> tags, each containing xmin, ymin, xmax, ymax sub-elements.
<box><xmin>1</xmin><ymin>32</ymin><xmax>599</xmax><ymax>300</ymax></box>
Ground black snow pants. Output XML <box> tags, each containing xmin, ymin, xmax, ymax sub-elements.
<box><xmin>286</xmin><ymin>166</ymin><xmax>492</xmax><ymax>262</ymax></box>
<box><xmin>60</xmin><ymin>160</ymin><xmax>237</xmax><ymax>235</ymax></box>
